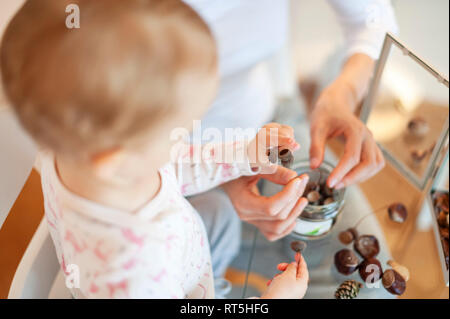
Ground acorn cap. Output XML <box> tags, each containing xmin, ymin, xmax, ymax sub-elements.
<box><xmin>334</xmin><ymin>249</ymin><xmax>359</xmax><ymax>275</ymax></box>
<box><xmin>388</xmin><ymin>203</ymin><xmax>408</xmax><ymax>224</ymax></box>
<box><xmin>354</xmin><ymin>235</ymin><xmax>380</xmax><ymax>259</ymax></box>
<box><xmin>382</xmin><ymin>269</ymin><xmax>406</xmax><ymax>295</ymax></box>
<box><xmin>359</xmin><ymin>258</ymin><xmax>383</xmax><ymax>283</ymax></box>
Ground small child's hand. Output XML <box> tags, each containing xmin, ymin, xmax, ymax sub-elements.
<box><xmin>248</xmin><ymin>123</ymin><xmax>300</xmax><ymax>173</ymax></box>
<box><xmin>261</xmin><ymin>253</ymin><xmax>309</xmax><ymax>299</ymax></box>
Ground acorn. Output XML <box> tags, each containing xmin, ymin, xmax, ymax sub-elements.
<box><xmin>279</xmin><ymin>149</ymin><xmax>294</xmax><ymax>169</ymax></box>
<box><xmin>290</xmin><ymin>240</ymin><xmax>307</xmax><ymax>254</ymax></box>
<box><xmin>440</xmin><ymin>227</ymin><xmax>449</xmax><ymax>240</ymax></box>
<box><xmin>354</xmin><ymin>235</ymin><xmax>380</xmax><ymax>259</ymax></box>
<box><xmin>438</xmin><ymin>211</ymin><xmax>448</xmax><ymax>228</ymax></box>
<box><xmin>382</xmin><ymin>269</ymin><xmax>406</xmax><ymax>295</ymax></box>
<box><xmin>334</xmin><ymin>249</ymin><xmax>359</xmax><ymax>275</ymax></box>
<box><xmin>359</xmin><ymin>258</ymin><xmax>383</xmax><ymax>284</ymax></box>
<box><xmin>407</xmin><ymin>117</ymin><xmax>429</xmax><ymax>138</ymax></box>
<box><xmin>387</xmin><ymin>260</ymin><xmax>410</xmax><ymax>282</ymax></box>
<box><xmin>307</xmin><ymin>190</ymin><xmax>321</xmax><ymax>204</ymax></box>
<box><xmin>338</xmin><ymin>228</ymin><xmax>358</xmax><ymax>245</ymax></box>
<box><xmin>388</xmin><ymin>203</ymin><xmax>408</xmax><ymax>224</ymax></box>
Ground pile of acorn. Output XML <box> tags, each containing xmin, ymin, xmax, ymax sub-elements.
<box><xmin>433</xmin><ymin>191</ymin><xmax>449</xmax><ymax>269</ymax></box>
<box><xmin>304</xmin><ymin>180</ymin><xmax>337</xmax><ymax>206</ymax></box>
<box><xmin>334</xmin><ymin>203</ymin><xmax>410</xmax><ymax>298</ymax></box>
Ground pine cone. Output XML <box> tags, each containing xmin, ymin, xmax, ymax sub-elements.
<box><xmin>335</xmin><ymin>280</ymin><xmax>363</xmax><ymax>299</ymax></box>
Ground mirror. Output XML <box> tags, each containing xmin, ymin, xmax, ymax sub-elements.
<box><xmin>362</xmin><ymin>34</ymin><xmax>449</xmax><ymax>189</ymax></box>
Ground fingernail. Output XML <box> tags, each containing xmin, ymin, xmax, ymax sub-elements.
<box><xmin>335</xmin><ymin>182</ymin><xmax>345</xmax><ymax>190</ymax></box>
<box><xmin>328</xmin><ymin>178</ymin><xmax>337</xmax><ymax>188</ymax></box>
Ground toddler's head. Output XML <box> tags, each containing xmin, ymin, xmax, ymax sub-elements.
<box><xmin>1</xmin><ymin>0</ymin><xmax>217</xmax><ymax>168</ymax></box>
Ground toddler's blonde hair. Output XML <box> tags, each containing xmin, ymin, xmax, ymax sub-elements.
<box><xmin>1</xmin><ymin>0</ymin><xmax>217</xmax><ymax>158</ymax></box>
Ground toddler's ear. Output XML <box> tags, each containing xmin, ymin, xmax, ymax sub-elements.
<box><xmin>90</xmin><ymin>147</ymin><xmax>124</xmax><ymax>179</ymax></box>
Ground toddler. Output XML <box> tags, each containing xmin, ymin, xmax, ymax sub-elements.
<box><xmin>1</xmin><ymin>0</ymin><xmax>309</xmax><ymax>298</ymax></box>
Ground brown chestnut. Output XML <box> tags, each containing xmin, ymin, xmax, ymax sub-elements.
<box><xmin>382</xmin><ymin>269</ymin><xmax>406</xmax><ymax>295</ymax></box>
<box><xmin>388</xmin><ymin>203</ymin><xmax>408</xmax><ymax>224</ymax></box>
<box><xmin>278</xmin><ymin>149</ymin><xmax>294</xmax><ymax>169</ymax></box>
<box><xmin>407</xmin><ymin>117</ymin><xmax>429</xmax><ymax>138</ymax></box>
<box><xmin>438</xmin><ymin>211</ymin><xmax>448</xmax><ymax>228</ymax></box>
<box><xmin>307</xmin><ymin>190</ymin><xmax>321</xmax><ymax>204</ymax></box>
<box><xmin>323</xmin><ymin>197</ymin><xmax>335</xmax><ymax>205</ymax></box>
<box><xmin>359</xmin><ymin>258</ymin><xmax>383</xmax><ymax>284</ymax></box>
<box><xmin>338</xmin><ymin>228</ymin><xmax>358</xmax><ymax>245</ymax></box>
<box><xmin>334</xmin><ymin>249</ymin><xmax>359</xmax><ymax>275</ymax></box>
<box><xmin>354</xmin><ymin>235</ymin><xmax>380</xmax><ymax>259</ymax></box>
<box><xmin>290</xmin><ymin>240</ymin><xmax>307</xmax><ymax>254</ymax></box>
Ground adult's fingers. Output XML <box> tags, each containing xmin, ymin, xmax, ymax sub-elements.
<box><xmin>258</xmin><ymin>175</ymin><xmax>308</xmax><ymax>219</ymax></box>
<box><xmin>259</xmin><ymin>166</ymin><xmax>298</xmax><ymax>185</ymax></box>
<box><xmin>259</xmin><ymin>220</ymin><xmax>297</xmax><ymax>242</ymax></box>
<box><xmin>309</xmin><ymin>122</ymin><xmax>328</xmax><ymax>169</ymax></box>
<box><xmin>335</xmin><ymin>138</ymin><xmax>383</xmax><ymax>189</ymax></box>
<box><xmin>258</xmin><ymin>197</ymin><xmax>308</xmax><ymax>236</ymax></box>
<box><xmin>327</xmin><ymin>129</ymin><xmax>363</xmax><ymax>188</ymax></box>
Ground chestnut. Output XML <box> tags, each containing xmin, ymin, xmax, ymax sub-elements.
<box><xmin>323</xmin><ymin>197</ymin><xmax>335</xmax><ymax>205</ymax></box>
<box><xmin>388</xmin><ymin>203</ymin><xmax>408</xmax><ymax>224</ymax></box>
<box><xmin>307</xmin><ymin>190</ymin><xmax>321</xmax><ymax>204</ymax></box>
<box><xmin>438</xmin><ymin>211</ymin><xmax>448</xmax><ymax>228</ymax></box>
<box><xmin>354</xmin><ymin>235</ymin><xmax>380</xmax><ymax>259</ymax></box>
<box><xmin>338</xmin><ymin>228</ymin><xmax>358</xmax><ymax>245</ymax></box>
<box><xmin>407</xmin><ymin>117</ymin><xmax>429</xmax><ymax>138</ymax></box>
<box><xmin>382</xmin><ymin>269</ymin><xmax>406</xmax><ymax>295</ymax></box>
<box><xmin>359</xmin><ymin>258</ymin><xmax>383</xmax><ymax>284</ymax></box>
<box><xmin>279</xmin><ymin>149</ymin><xmax>294</xmax><ymax>169</ymax></box>
<box><xmin>290</xmin><ymin>240</ymin><xmax>307</xmax><ymax>254</ymax></box>
<box><xmin>334</xmin><ymin>249</ymin><xmax>359</xmax><ymax>275</ymax></box>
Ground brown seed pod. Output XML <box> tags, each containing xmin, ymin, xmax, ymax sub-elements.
<box><xmin>354</xmin><ymin>235</ymin><xmax>380</xmax><ymax>259</ymax></box>
<box><xmin>440</xmin><ymin>227</ymin><xmax>449</xmax><ymax>240</ymax></box>
<box><xmin>290</xmin><ymin>240</ymin><xmax>307</xmax><ymax>254</ymax></box>
<box><xmin>382</xmin><ymin>269</ymin><xmax>406</xmax><ymax>295</ymax></box>
<box><xmin>359</xmin><ymin>258</ymin><xmax>383</xmax><ymax>283</ymax></box>
<box><xmin>387</xmin><ymin>260</ymin><xmax>410</xmax><ymax>282</ymax></box>
<box><xmin>334</xmin><ymin>249</ymin><xmax>359</xmax><ymax>275</ymax></box>
<box><xmin>278</xmin><ymin>149</ymin><xmax>294</xmax><ymax>169</ymax></box>
<box><xmin>338</xmin><ymin>228</ymin><xmax>358</xmax><ymax>245</ymax></box>
<box><xmin>438</xmin><ymin>211</ymin><xmax>448</xmax><ymax>228</ymax></box>
<box><xmin>307</xmin><ymin>190</ymin><xmax>321</xmax><ymax>204</ymax></box>
<box><xmin>388</xmin><ymin>203</ymin><xmax>408</xmax><ymax>224</ymax></box>
<box><xmin>407</xmin><ymin>117</ymin><xmax>429</xmax><ymax>138</ymax></box>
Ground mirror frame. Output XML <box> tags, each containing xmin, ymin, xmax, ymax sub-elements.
<box><xmin>360</xmin><ymin>33</ymin><xmax>449</xmax><ymax>190</ymax></box>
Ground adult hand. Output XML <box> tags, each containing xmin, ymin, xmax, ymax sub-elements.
<box><xmin>222</xmin><ymin>166</ymin><xmax>309</xmax><ymax>242</ymax></box>
<box><xmin>309</xmin><ymin>54</ymin><xmax>385</xmax><ymax>190</ymax></box>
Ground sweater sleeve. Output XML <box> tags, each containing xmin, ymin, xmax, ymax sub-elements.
<box><xmin>171</xmin><ymin>141</ymin><xmax>260</xmax><ymax>197</ymax></box>
<box><xmin>327</xmin><ymin>0</ymin><xmax>399</xmax><ymax>59</ymax></box>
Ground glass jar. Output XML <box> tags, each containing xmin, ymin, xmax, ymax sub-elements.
<box><xmin>291</xmin><ymin>160</ymin><xmax>346</xmax><ymax>240</ymax></box>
